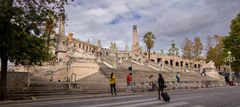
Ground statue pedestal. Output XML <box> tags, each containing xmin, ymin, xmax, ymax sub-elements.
<box><xmin>201</xmin><ymin>60</ymin><xmax>221</xmax><ymax>79</ymax></box>
<box><xmin>205</xmin><ymin>68</ymin><xmax>220</xmax><ymax>79</ymax></box>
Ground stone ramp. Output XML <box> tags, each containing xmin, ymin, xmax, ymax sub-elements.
<box><xmin>30</xmin><ymin>61</ymin><xmax>100</xmax><ymax>82</ymax></box>
<box><xmin>148</xmin><ymin>62</ymin><xmax>218</xmax><ymax>81</ymax></box>
<box><xmin>179</xmin><ymin>71</ymin><xmax>217</xmax><ymax>81</ymax></box>
<box><xmin>70</xmin><ymin>62</ymin><xmax>100</xmax><ymax>81</ymax></box>
<box><xmin>76</xmin><ymin>72</ymin><xmax>108</xmax><ymax>84</ymax></box>
<box><xmin>30</xmin><ymin>64</ymin><xmax>67</xmax><ymax>82</ymax></box>
<box><xmin>99</xmin><ymin>60</ymin><xmax>160</xmax><ymax>83</ymax></box>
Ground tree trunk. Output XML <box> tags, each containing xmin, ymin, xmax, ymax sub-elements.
<box><xmin>47</xmin><ymin>32</ymin><xmax>50</xmax><ymax>47</ymax></box>
<box><xmin>0</xmin><ymin>55</ymin><xmax>8</xmax><ymax>100</ymax></box>
<box><xmin>148</xmin><ymin>48</ymin><xmax>151</xmax><ymax>61</ymax></box>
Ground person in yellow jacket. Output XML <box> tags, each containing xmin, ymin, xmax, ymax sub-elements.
<box><xmin>109</xmin><ymin>73</ymin><xmax>117</xmax><ymax>95</ymax></box>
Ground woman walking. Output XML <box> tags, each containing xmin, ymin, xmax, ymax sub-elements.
<box><xmin>109</xmin><ymin>73</ymin><xmax>117</xmax><ymax>95</ymax></box>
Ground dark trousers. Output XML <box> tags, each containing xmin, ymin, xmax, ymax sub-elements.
<box><xmin>177</xmin><ymin>78</ymin><xmax>180</xmax><ymax>83</ymax></box>
<box><xmin>158</xmin><ymin>87</ymin><xmax>164</xmax><ymax>99</ymax></box>
<box><xmin>110</xmin><ymin>84</ymin><xmax>117</xmax><ymax>95</ymax></box>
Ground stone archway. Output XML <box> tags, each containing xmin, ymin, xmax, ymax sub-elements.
<box><xmin>151</xmin><ymin>59</ymin><xmax>155</xmax><ymax>62</ymax></box>
<box><xmin>176</xmin><ymin>62</ymin><xmax>179</xmax><ymax>67</ymax></box>
<box><xmin>194</xmin><ymin>64</ymin><xmax>197</xmax><ymax>68</ymax></box>
<box><xmin>165</xmin><ymin>60</ymin><xmax>169</xmax><ymax>65</ymax></box>
<box><xmin>185</xmin><ymin>63</ymin><xmax>189</xmax><ymax>69</ymax></box>
<box><xmin>180</xmin><ymin>61</ymin><xmax>183</xmax><ymax>67</ymax></box>
<box><xmin>157</xmin><ymin>58</ymin><xmax>162</xmax><ymax>63</ymax></box>
<box><xmin>170</xmin><ymin>60</ymin><xmax>173</xmax><ymax>66</ymax></box>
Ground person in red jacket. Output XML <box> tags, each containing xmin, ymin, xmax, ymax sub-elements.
<box><xmin>127</xmin><ymin>73</ymin><xmax>132</xmax><ymax>92</ymax></box>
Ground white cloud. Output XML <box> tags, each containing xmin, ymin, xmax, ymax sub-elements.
<box><xmin>63</xmin><ymin>0</ymin><xmax>240</xmax><ymax>53</ymax></box>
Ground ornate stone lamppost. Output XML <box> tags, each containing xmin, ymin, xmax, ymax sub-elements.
<box><xmin>113</xmin><ymin>53</ymin><xmax>117</xmax><ymax>68</ymax></box>
<box><xmin>169</xmin><ymin>40</ymin><xmax>179</xmax><ymax>81</ymax></box>
<box><xmin>140</xmin><ymin>46</ymin><xmax>144</xmax><ymax>65</ymax></box>
<box><xmin>66</xmin><ymin>61</ymin><xmax>71</xmax><ymax>82</ymax></box>
<box><xmin>225</xmin><ymin>51</ymin><xmax>235</xmax><ymax>82</ymax></box>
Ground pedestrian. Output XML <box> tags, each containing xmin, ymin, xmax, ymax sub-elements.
<box><xmin>109</xmin><ymin>73</ymin><xmax>117</xmax><ymax>95</ymax></box>
<box><xmin>176</xmin><ymin>72</ymin><xmax>180</xmax><ymax>83</ymax></box>
<box><xmin>148</xmin><ymin>75</ymin><xmax>154</xmax><ymax>91</ymax></box>
<box><xmin>49</xmin><ymin>76</ymin><xmax>53</xmax><ymax>82</ymax></box>
<box><xmin>128</xmin><ymin>64</ymin><xmax>132</xmax><ymax>71</ymax></box>
<box><xmin>118</xmin><ymin>59</ymin><xmax>122</xmax><ymax>65</ymax></box>
<box><xmin>127</xmin><ymin>73</ymin><xmax>133</xmax><ymax>93</ymax></box>
<box><xmin>158</xmin><ymin>73</ymin><xmax>165</xmax><ymax>100</ymax></box>
<box><xmin>224</xmin><ymin>75</ymin><xmax>229</xmax><ymax>85</ymax></box>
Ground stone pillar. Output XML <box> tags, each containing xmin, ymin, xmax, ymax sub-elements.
<box><xmin>131</xmin><ymin>25</ymin><xmax>140</xmax><ymax>58</ymax></box>
<box><xmin>59</xmin><ymin>16</ymin><xmax>65</xmax><ymax>36</ymax></box>
<box><xmin>132</xmin><ymin>25</ymin><xmax>138</xmax><ymax>51</ymax></box>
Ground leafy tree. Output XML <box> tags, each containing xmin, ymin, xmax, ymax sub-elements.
<box><xmin>0</xmin><ymin>0</ymin><xmax>67</xmax><ymax>100</ymax></box>
<box><xmin>193</xmin><ymin>37</ymin><xmax>203</xmax><ymax>61</ymax></box>
<box><xmin>143</xmin><ymin>32</ymin><xmax>155</xmax><ymax>61</ymax></box>
<box><xmin>206</xmin><ymin>35</ymin><xmax>224</xmax><ymax>68</ymax></box>
<box><xmin>181</xmin><ymin>38</ymin><xmax>193</xmax><ymax>59</ymax></box>
<box><xmin>223</xmin><ymin>13</ymin><xmax>240</xmax><ymax>71</ymax></box>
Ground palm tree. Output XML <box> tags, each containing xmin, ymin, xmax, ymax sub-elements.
<box><xmin>143</xmin><ymin>32</ymin><xmax>155</xmax><ymax>61</ymax></box>
<box><xmin>44</xmin><ymin>17</ymin><xmax>55</xmax><ymax>47</ymax></box>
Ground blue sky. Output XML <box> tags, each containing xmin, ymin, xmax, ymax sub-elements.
<box><xmin>64</xmin><ymin>0</ymin><xmax>240</xmax><ymax>54</ymax></box>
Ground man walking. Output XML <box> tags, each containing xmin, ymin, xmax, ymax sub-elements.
<box><xmin>127</xmin><ymin>73</ymin><xmax>133</xmax><ymax>93</ymax></box>
<box><xmin>176</xmin><ymin>72</ymin><xmax>180</xmax><ymax>83</ymax></box>
<box><xmin>158</xmin><ymin>73</ymin><xmax>165</xmax><ymax>100</ymax></box>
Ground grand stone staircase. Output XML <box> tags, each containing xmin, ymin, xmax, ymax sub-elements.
<box><xmin>8</xmin><ymin>57</ymin><xmax>222</xmax><ymax>99</ymax></box>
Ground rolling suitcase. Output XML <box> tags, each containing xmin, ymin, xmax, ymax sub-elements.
<box><xmin>161</xmin><ymin>92</ymin><xmax>170</xmax><ymax>101</ymax></box>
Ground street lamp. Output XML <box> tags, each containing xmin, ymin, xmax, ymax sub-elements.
<box><xmin>66</xmin><ymin>61</ymin><xmax>71</xmax><ymax>82</ymax></box>
<box><xmin>169</xmin><ymin>40</ymin><xmax>178</xmax><ymax>81</ymax></box>
<box><xmin>225</xmin><ymin>51</ymin><xmax>235</xmax><ymax>81</ymax></box>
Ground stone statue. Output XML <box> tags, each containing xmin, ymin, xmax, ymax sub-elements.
<box><xmin>97</xmin><ymin>40</ymin><xmax>102</xmax><ymax>48</ymax></box>
<box><xmin>125</xmin><ymin>44</ymin><xmax>129</xmax><ymax>52</ymax></box>
<box><xmin>113</xmin><ymin>42</ymin><xmax>117</xmax><ymax>51</ymax></box>
<box><xmin>208</xmin><ymin>60</ymin><xmax>215</xmax><ymax>69</ymax></box>
<box><xmin>160</xmin><ymin>49</ymin><xmax>164</xmax><ymax>54</ymax></box>
<box><xmin>202</xmin><ymin>60</ymin><xmax>215</xmax><ymax>69</ymax></box>
<box><xmin>87</xmin><ymin>38</ymin><xmax>90</xmax><ymax>43</ymax></box>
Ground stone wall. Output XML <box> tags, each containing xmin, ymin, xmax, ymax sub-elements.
<box><xmin>0</xmin><ymin>72</ymin><xmax>30</xmax><ymax>91</ymax></box>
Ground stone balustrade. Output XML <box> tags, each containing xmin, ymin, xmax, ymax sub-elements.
<box><xmin>64</xmin><ymin>80</ymin><xmax>225</xmax><ymax>93</ymax></box>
